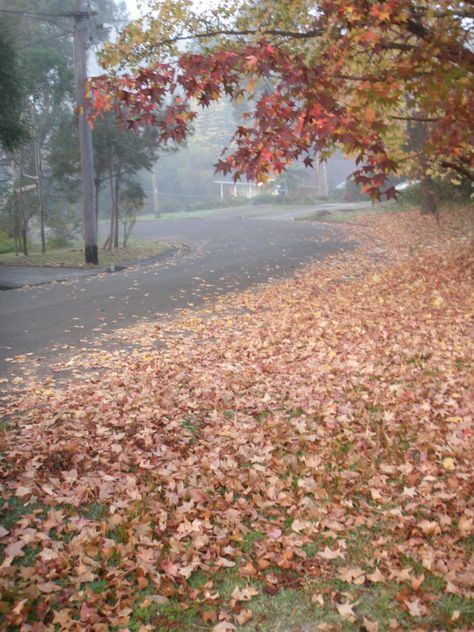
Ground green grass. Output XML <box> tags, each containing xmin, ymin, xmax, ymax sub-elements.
<box><xmin>2</xmin><ymin>495</ymin><xmax>472</xmax><ymax>631</ymax></box>
<box><xmin>295</xmin><ymin>203</ymin><xmax>394</xmax><ymax>223</ymax></box>
<box><xmin>0</xmin><ymin>239</ymin><xmax>172</xmax><ymax>268</ymax></box>
<box><xmin>139</xmin><ymin>202</ymin><xmax>324</xmax><ymax>221</ymax></box>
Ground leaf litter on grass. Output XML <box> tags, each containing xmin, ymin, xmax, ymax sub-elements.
<box><xmin>0</xmin><ymin>208</ymin><xmax>473</xmax><ymax>630</ymax></box>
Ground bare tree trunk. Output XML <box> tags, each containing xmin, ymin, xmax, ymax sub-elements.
<box><xmin>152</xmin><ymin>163</ymin><xmax>159</xmax><ymax>216</ymax></box>
<box><xmin>408</xmin><ymin>120</ymin><xmax>439</xmax><ymax>220</ymax></box>
<box><xmin>113</xmin><ymin>169</ymin><xmax>120</xmax><ymax>248</ymax></box>
<box><xmin>94</xmin><ymin>172</ymin><xmax>101</xmax><ymax>237</ymax></box>
<box><xmin>123</xmin><ymin>217</ymin><xmax>136</xmax><ymax>247</ymax></box>
<box><xmin>32</xmin><ymin>107</ymin><xmax>46</xmax><ymax>253</ymax></box>
<box><xmin>107</xmin><ymin>166</ymin><xmax>115</xmax><ymax>250</ymax></box>
<box><xmin>18</xmin><ymin>165</ymin><xmax>28</xmax><ymax>256</ymax></box>
<box><xmin>11</xmin><ymin>159</ymin><xmax>19</xmax><ymax>256</ymax></box>
<box><xmin>420</xmin><ymin>175</ymin><xmax>438</xmax><ymax>218</ymax></box>
<box><xmin>316</xmin><ymin>153</ymin><xmax>329</xmax><ymax>198</ymax></box>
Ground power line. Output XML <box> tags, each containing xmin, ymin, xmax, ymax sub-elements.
<box><xmin>0</xmin><ymin>8</ymin><xmax>97</xmax><ymax>19</ymax></box>
<box><xmin>0</xmin><ymin>2</ymin><xmax>100</xmax><ymax>263</ymax></box>
<box><xmin>17</xmin><ymin>32</ymin><xmax>69</xmax><ymax>50</ymax></box>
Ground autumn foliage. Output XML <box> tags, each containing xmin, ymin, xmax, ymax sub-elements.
<box><xmin>1</xmin><ymin>208</ymin><xmax>473</xmax><ymax>629</ymax></box>
<box><xmin>91</xmin><ymin>0</ymin><xmax>474</xmax><ymax>198</ymax></box>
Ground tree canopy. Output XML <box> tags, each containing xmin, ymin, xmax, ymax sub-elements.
<box><xmin>91</xmin><ymin>0</ymin><xmax>474</xmax><ymax>199</ymax></box>
<box><xmin>0</xmin><ymin>21</ymin><xmax>28</xmax><ymax>151</ymax></box>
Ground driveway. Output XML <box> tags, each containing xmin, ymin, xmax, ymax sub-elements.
<box><xmin>0</xmin><ymin>216</ymin><xmax>355</xmax><ymax>375</ymax></box>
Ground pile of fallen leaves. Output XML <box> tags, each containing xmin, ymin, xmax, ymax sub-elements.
<box><xmin>1</xmin><ymin>208</ymin><xmax>473</xmax><ymax>631</ymax></box>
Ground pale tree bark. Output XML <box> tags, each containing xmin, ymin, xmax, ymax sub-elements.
<box><xmin>32</xmin><ymin>105</ymin><xmax>46</xmax><ymax>253</ymax></box>
<box><xmin>113</xmin><ymin>167</ymin><xmax>121</xmax><ymax>248</ymax></box>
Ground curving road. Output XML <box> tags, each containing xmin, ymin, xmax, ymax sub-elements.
<box><xmin>0</xmin><ymin>215</ymin><xmax>355</xmax><ymax>375</ymax></box>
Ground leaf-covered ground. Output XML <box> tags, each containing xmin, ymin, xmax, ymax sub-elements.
<box><xmin>1</xmin><ymin>208</ymin><xmax>473</xmax><ymax>631</ymax></box>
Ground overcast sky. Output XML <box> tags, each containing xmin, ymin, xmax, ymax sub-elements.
<box><xmin>125</xmin><ymin>0</ymin><xmax>140</xmax><ymax>18</ymax></box>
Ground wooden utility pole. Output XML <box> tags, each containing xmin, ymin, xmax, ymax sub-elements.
<box><xmin>73</xmin><ymin>0</ymin><xmax>98</xmax><ymax>264</ymax></box>
<box><xmin>0</xmin><ymin>5</ymin><xmax>99</xmax><ymax>263</ymax></box>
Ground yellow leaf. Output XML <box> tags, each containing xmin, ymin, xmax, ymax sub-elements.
<box><xmin>446</xmin><ymin>416</ymin><xmax>462</xmax><ymax>423</ymax></box>
<box><xmin>442</xmin><ymin>457</ymin><xmax>455</xmax><ymax>471</ymax></box>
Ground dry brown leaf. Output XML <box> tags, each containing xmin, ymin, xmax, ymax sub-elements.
<box><xmin>235</xmin><ymin>609</ymin><xmax>253</xmax><ymax>625</ymax></box>
<box><xmin>336</xmin><ymin>601</ymin><xmax>356</xmax><ymax>620</ymax></box>
<box><xmin>362</xmin><ymin>617</ymin><xmax>379</xmax><ymax>632</ymax></box>
<box><xmin>213</xmin><ymin>622</ymin><xmax>236</xmax><ymax>632</ymax></box>
<box><xmin>231</xmin><ymin>586</ymin><xmax>259</xmax><ymax>601</ymax></box>
<box><xmin>366</xmin><ymin>568</ymin><xmax>385</xmax><ymax>583</ymax></box>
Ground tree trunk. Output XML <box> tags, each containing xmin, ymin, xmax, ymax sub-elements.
<box><xmin>107</xmin><ymin>166</ymin><xmax>115</xmax><ymax>250</ymax></box>
<box><xmin>113</xmin><ymin>170</ymin><xmax>120</xmax><ymax>248</ymax></box>
<box><xmin>18</xmin><ymin>167</ymin><xmax>28</xmax><ymax>256</ymax></box>
<box><xmin>32</xmin><ymin>108</ymin><xmax>46</xmax><ymax>253</ymax></box>
<box><xmin>407</xmin><ymin>120</ymin><xmax>439</xmax><ymax>221</ymax></box>
<box><xmin>11</xmin><ymin>159</ymin><xmax>19</xmax><ymax>256</ymax></box>
<box><xmin>94</xmin><ymin>172</ymin><xmax>101</xmax><ymax>237</ymax></box>
<box><xmin>316</xmin><ymin>153</ymin><xmax>328</xmax><ymax>198</ymax></box>
<box><xmin>21</xmin><ymin>228</ymin><xmax>28</xmax><ymax>256</ymax></box>
<box><xmin>420</xmin><ymin>175</ymin><xmax>438</xmax><ymax>217</ymax></box>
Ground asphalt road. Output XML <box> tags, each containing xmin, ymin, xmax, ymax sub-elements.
<box><xmin>0</xmin><ymin>216</ymin><xmax>354</xmax><ymax>375</ymax></box>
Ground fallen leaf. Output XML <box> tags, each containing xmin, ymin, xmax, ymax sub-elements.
<box><xmin>458</xmin><ymin>515</ymin><xmax>472</xmax><ymax>536</ymax></box>
<box><xmin>336</xmin><ymin>601</ymin><xmax>356</xmax><ymax>619</ymax></box>
<box><xmin>267</xmin><ymin>527</ymin><xmax>282</xmax><ymax>539</ymax></box>
<box><xmin>362</xmin><ymin>617</ymin><xmax>379</xmax><ymax>632</ymax></box>
<box><xmin>311</xmin><ymin>593</ymin><xmax>324</xmax><ymax>606</ymax></box>
<box><xmin>5</xmin><ymin>540</ymin><xmax>25</xmax><ymax>560</ymax></box>
<box><xmin>231</xmin><ymin>585</ymin><xmax>259</xmax><ymax>601</ymax></box>
<box><xmin>148</xmin><ymin>595</ymin><xmax>169</xmax><ymax>605</ymax></box>
<box><xmin>236</xmin><ymin>609</ymin><xmax>253</xmax><ymax>625</ymax></box>
<box><xmin>318</xmin><ymin>546</ymin><xmax>345</xmax><ymax>560</ymax></box>
<box><xmin>442</xmin><ymin>457</ymin><xmax>455</xmax><ymax>471</ymax></box>
<box><xmin>213</xmin><ymin>622</ymin><xmax>236</xmax><ymax>632</ymax></box>
<box><xmin>411</xmin><ymin>574</ymin><xmax>425</xmax><ymax>590</ymax></box>
<box><xmin>38</xmin><ymin>581</ymin><xmax>60</xmax><ymax>593</ymax></box>
<box><xmin>366</xmin><ymin>568</ymin><xmax>385</xmax><ymax>583</ymax></box>
<box><xmin>216</xmin><ymin>557</ymin><xmax>236</xmax><ymax>568</ymax></box>
<box><xmin>202</xmin><ymin>610</ymin><xmax>218</xmax><ymax>623</ymax></box>
<box><xmin>404</xmin><ymin>598</ymin><xmax>425</xmax><ymax>617</ymax></box>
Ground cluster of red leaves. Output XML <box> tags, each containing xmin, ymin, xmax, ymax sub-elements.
<box><xmin>1</xmin><ymin>209</ymin><xmax>473</xmax><ymax>630</ymax></box>
<box><xmin>90</xmin><ymin>43</ymin><xmax>398</xmax><ymax>200</ymax></box>
<box><xmin>90</xmin><ymin>0</ymin><xmax>474</xmax><ymax>198</ymax></box>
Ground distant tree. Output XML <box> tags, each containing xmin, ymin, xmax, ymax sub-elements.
<box><xmin>0</xmin><ymin>21</ymin><xmax>27</xmax><ymax>152</ymax></box>
<box><xmin>119</xmin><ymin>180</ymin><xmax>145</xmax><ymax>246</ymax></box>
<box><xmin>0</xmin><ymin>0</ymin><xmax>130</xmax><ymax>258</ymax></box>
<box><xmin>94</xmin><ymin>113</ymin><xmax>159</xmax><ymax>249</ymax></box>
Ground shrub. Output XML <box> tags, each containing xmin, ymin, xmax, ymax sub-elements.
<box><xmin>397</xmin><ymin>178</ymin><xmax>473</xmax><ymax>207</ymax></box>
<box><xmin>47</xmin><ymin>233</ymin><xmax>73</xmax><ymax>249</ymax></box>
<box><xmin>0</xmin><ymin>230</ymin><xmax>15</xmax><ymax>254</ymax></box>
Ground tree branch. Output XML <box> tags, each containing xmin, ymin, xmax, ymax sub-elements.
<box><xmin>153</xmin><ymin>27</ymin><xmax>324</xmax><ymax>48</ymax></box>
<box><xmin>441</xmin><ymin>161</ymin><xmax>474</xmax><ymax>181</ymax></box>
<box><xmin>391</xmin><ymin>115</ymin><xmax>440</xmax><ymax>122</ymax></box>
